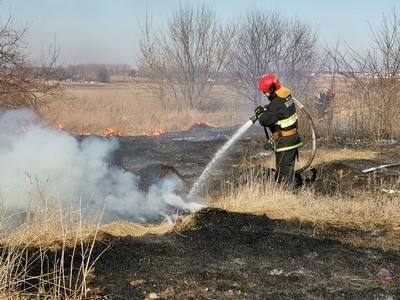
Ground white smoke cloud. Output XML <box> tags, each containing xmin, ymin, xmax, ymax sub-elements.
<box><xmin>0</xmin><ymin>108</ymin><xmax>203</xmax><ymax>224</ymax></box>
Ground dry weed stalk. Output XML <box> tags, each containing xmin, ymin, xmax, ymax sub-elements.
<box><xmin>0</xmin><ymin>193</ymin><xmax>108</xmax><ymax>299</ymax></box>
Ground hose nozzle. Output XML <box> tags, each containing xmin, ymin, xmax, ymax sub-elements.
<box><xmin>250</xmin><ymin>115</ymin><xmax>258</xmax><ymax>124</ymax></box>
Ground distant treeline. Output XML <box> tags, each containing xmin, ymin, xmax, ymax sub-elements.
<box><xmin>45</xmin><ymin>63</ymin><xmax>138</xmax><ymax>83</ymax></box>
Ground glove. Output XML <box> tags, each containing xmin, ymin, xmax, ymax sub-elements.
<box><xmin>254</xmin><ymin>106</ymin><xmax>265</xmax><ymax>119</ymax></box>
<box><xmin>264</xmin><ymin>138</ymin><xmax>276</xmax><ymax>152</ymax></box>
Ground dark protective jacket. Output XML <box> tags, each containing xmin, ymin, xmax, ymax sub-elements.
<box><xmin>258</xmin><ymin>86</ymin><xmax>302</xmax><ymax>152</ymax></box>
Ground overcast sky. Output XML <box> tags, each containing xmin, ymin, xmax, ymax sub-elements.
<box><xmin>1</xmin><ymin>0</ymin><xmax>398</xmax><ymax>67</ymax></box>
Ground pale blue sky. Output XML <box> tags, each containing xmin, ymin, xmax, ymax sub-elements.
<box><xmin>1</xmin><ymin>0</ymin><xmax>398</xmax><ymax>67</ymax></box>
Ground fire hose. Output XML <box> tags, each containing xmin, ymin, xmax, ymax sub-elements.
<box><xmin>250</xmin><ymin>97</ymin><xmax>316</xmax><ymax>174</ymax></box>
<box><xmin>293</xmin><ymin>97</ymin><xmax>316</xmax><ymax>174</ymax></box>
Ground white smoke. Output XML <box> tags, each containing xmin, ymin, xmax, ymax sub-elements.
<box><xmin>0</xmin><ymin>108</ymin><xmax>203</xmax><ymax>224</ymax></box>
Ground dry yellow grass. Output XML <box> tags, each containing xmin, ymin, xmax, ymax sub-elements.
<box><xmin>0</xmin><ymin>208</ymin><xmax>176</xmax><ymax>249</ymax></box>
<box><xmin>211</xmin><ymin>181</ymin><xmax>400</xmax><ymax>228</ymax></box>
<box><xmin>41</xmin><ymin>80</ymin><xmax>253</xmax><ymax>136</ymax></box>
<box><xmin>212</xmin><ymin>145</ymin><xmax>399</xmax><ymax>227</ymax></box>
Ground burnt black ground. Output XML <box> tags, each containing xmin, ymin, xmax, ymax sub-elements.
<box><xmin>111</xmin><ymin>123</ymin><xmax>256</xmax><ymax>193</ymax></box>
<box><xmin>88</xmin><ymin>208</ymin><xmax>400</xmax><ymax>299</ymax></box>
<box><xmin>21</xmin><ymin>207</ymin><xmax>400</xmax><ymax>300</ymax></box>
<box><xmin>21</xmin><ymin>125</ymin><xmax>400</xmax><ymax>299</ymax></box>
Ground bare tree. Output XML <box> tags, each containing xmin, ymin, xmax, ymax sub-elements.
<box><xmin>95</xmin><ymin>66</ymin><xmax>110</xmax><ymax>83</ymax></box>
<box><xmin>138</xmin><ymin>3</ymin><xmax>235</xmax><ymax>110</ymax></box>
<box><xmin>324</xmin><ymin>7</ymin><xmax>400</xmax><ymax>140</ymax></box>
<box><xmin>0</xmin><ymin>13</ymin><xmax>67</xmax><ymax>112</ymax></box>
<box><xmin>226</xmin><ymin>9</ymin><xmax>319</xmax><ymax>105</ymax></box>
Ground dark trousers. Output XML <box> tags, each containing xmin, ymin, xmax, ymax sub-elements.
<box><xmin>275</xmin><ymin>148</ymin><xmax>298</xmax><ymax>185</ymax></box>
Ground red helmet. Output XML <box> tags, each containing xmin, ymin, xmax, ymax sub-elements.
<box><xmin>327</xmin><ymin>88</ymin><xmax>335</xmax><ymax>98</ymax></box>
<box><xmin>258</xmin><ymin>74</ymin><xmax>281</xmax><ymax>92</ymax></box>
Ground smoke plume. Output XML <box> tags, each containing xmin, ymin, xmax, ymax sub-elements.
<box><xmin>0</xmin><ymin>109</ymin><xmax>202</xmax><ymax>224</ymax></box>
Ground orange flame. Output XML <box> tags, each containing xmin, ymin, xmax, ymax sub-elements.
<box><xmin>51</xmin><ymin>122</ymin><xmax>124</xmax><ymax>137</ymax></box>
<box><xmin>151</xmin><ymin>127</ymin><xmax>165</xmax><ymax>136</ymax></box>
<box><xmin>140</xmin><ymin>127</ymin><xmax>165</xmax><ymax>136</ymax></box>
<box><xmin>103</xmin><ymin>127</ymin><xmax>122</xmax><ymax>137</ymax></box>
<box><xmin>183</xmin><ymin>119</ymin><xmax>215</xmax><ymax>131</ymax></box>
<box><xmin>54</xmin><ymin>121</ymin><xmax>63</xmax><ymax>131</ymax></box>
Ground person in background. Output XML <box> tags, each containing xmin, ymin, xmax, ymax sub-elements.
<box><xmin>316</xmin><ymin>87</ymin><xmax>335</xmax><ymax>119</ymax></box>
<box><xmin>253</xmin><ymin>74</ymin><xmax>303</xmax><ymax>187</ymax></box>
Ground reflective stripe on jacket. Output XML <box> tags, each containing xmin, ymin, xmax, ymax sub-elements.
<box><xmin>276</xmin><ymin>140</ymin><xmax>303</xmax><ymax>152</ymax></box>
<box><xmin>276</xmin><ymin>112</ymin><xmax>298</xmax><ymax>128</ymax></box>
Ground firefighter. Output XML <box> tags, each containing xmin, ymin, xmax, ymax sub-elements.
<box><xmin>316</xmin><ymin>87</ymin><xmax>335</xmax><ymax>119</ymax></box>
<box><xmin>316</xmin><ymin>90</ymin><xmax>327</xmax><ymax>119</ymax></box>
<box><xmin>253</xmin><ymin>74</ymin><xmax>303</xmax><ymax>186</ymax></box>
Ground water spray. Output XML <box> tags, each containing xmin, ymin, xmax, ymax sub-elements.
<box><xmin>188</xmin><ymin>119</ymin><xmax>254</xmax><ymax>198</ymax></box>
